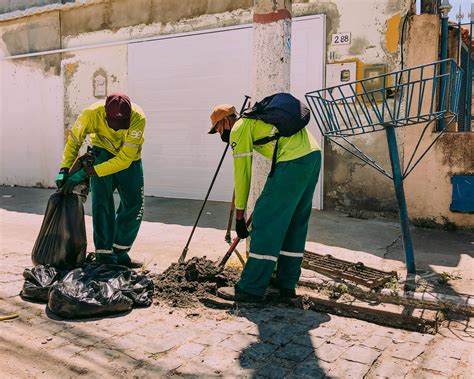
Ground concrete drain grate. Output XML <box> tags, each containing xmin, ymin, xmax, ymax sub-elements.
<box><xmin>302</xmin><ymin>250</ymin><xmax>397</xmax><ymax>289</ymax></box>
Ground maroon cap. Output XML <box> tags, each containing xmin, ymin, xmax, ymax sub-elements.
<box><xmin>105</xmin><ymin>92</ymin><xmax>132</xmax><ymax>130</ymax></box>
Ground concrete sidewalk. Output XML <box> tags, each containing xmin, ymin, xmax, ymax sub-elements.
<box><xmin>1</xmin><ymin>186</ymin><xmax>472</xmax><ymax>296</ymax></box>
<box><xmin>1</xmin><ymin>186</ymin><xmax>473</xmax><ymax>378</ymax></box>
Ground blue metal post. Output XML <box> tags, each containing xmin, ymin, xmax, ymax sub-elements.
<box><xmin>385</xmin><ymin>125</ymin><xmax>416</xmax><ymax>274</ymax></box>
<box><xmin>467</xmin><ymin>20</ymin><xmax>473</xmax><ymax>131</ymax></box>
<box><xmin>438</xmin><ymin>0</ymin><xmax>453</xmax><ymax>130</ymax></box>
<box><xmin>438</xmin><ymin>13</ymin><xmax>450</xmax><ymax>130</ymax></box>
<box><xmin>440</xmin><ymin>15</ymin><xmax>449</xmax><ymax>62</ymax></box>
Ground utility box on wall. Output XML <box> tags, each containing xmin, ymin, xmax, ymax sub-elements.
<box><xmin>326</xmin><ymin>62</ymin><xmax>357</xmax><ymax>100</ymax></box>
<box><xmin>362</xmin><ymin>64</ymin><xmax>388</xmax><ymax>101</ymax></box>
<box><xmin>450</xmin><ymin>175</ymin><xmax>474</xmax><ymax>213</ymax></box>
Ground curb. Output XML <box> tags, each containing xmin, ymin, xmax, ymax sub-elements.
<box><xmin>298</xmin><ymin>275</ymin><xmax>474</xmax><ymax>317</ymax></box>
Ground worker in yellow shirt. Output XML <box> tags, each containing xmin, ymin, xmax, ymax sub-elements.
<box><xmin>55</xmin><ymin>93</ymin><xmax>146</xmax><ymax>267</ymax></box>
<box><xmin>209</xmin><ymin>103</ymin><xmax>321</xmax><ymax>302</ymax></box>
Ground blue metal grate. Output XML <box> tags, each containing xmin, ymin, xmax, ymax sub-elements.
<box><xmin>305</xmin><ymin>59</ymin><xmax>463</xmax><ymax>274</ymax></box>
<box><xmin>305</xmin><ymin>59</ymin><xmax>463</xmax><ymax>137</ymax></box>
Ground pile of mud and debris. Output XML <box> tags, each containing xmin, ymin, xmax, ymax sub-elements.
<box><xmin>151</xmin><ymin>257</ymin><xmax>240</xmax><ymax>307</ymax></box>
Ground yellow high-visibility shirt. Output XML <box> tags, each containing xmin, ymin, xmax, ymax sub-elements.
<box><xmin>230</xmin><ymin>118</ymin><xmax>320</xmax><ymax>210</ymax></box>
<box><xmin>60</xmin><ymin>101</ymin><xmax>146</xmax><ymax>177</ymax></box>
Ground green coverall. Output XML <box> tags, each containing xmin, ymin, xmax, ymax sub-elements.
<box><xmin>230</xmin><ymin>118</ymin><xmax>321</xmax><ymax>297</ymax></box>
<box><xmin>60</xmin><ymin>101</ymin><xmax>146</xmax><ymax>263</ymax></box>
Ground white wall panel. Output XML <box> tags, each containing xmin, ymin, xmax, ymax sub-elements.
<box><xmin>0</xmin><ymin>62</ymin><xmax>63</xmax><ymax>187</ymax></box>
<box><xmin>129</xmin><ymin>17</ymin><xmax>325</xmax><ymax>207</ymax></box>
<box><xmin>291</xmin><ymin>15</ymin><xmax>326</xmax><ymax>209</ymax></box>
<box><xmin>129</xmin><ymin>27</ymin><xmax>253</xmax><ymax>202</ymax></box>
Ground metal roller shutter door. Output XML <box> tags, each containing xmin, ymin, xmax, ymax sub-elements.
<box><xmin>129</xmin><ymin>16</ymin><xmax>325</xmax><ymax>208</ymax></box>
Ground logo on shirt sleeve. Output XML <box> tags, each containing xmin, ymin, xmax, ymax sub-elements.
<box><xmin>130</xmin><ymin>130</ymin><xmax>143</xmax><ymax>139</ymax></box>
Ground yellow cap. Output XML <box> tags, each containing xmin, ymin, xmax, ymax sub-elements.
<box><xmin>208</xmin><ymin>104</ymin><xmax>236</xmax><ymax>134</ymax></box>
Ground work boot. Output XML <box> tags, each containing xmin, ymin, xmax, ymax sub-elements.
<box><xmin>114</xmin><ymin>251</ymin><xmax>131</xmax><ymax>267</ymax></box>
<box><xmin>269</xmin><ymin>278</ymin><xmax>297</xmax><ymax>299</ymax></box>
<box><xmin>217</xmin><ymin>286</ymin><xmax>263</xmax><ymax>303</ymax></box>
<box><xmin>95</xmin><ymin>253</ymin><xmax>117</xmax><ymax>265</ymax></box>
<box><xmin>114</xmin><ymin>252</ymin><xmax>143</xmax><ymax>269</ymax></box>
<box><xmin>269</xmin><ymin>276</ymin><xmax>279</xmax><ymax>289</ymax></box>
<box><xmin>279</xmin><ymin>288</ymin><xmax>297</xmax><ymax>299</ymax></box>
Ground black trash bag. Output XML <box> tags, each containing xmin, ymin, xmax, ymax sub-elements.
<box><xmin>20</xmin><ymin>265</ymin><xmax>65</xmax><ymax>303</ymax></box>
<box><xmin>31</xmin><ymin>192</ymin><xmax>87</xmax><ymax>269</ymax></box>
<box><xmin>48</xmin><ymin>264</ymin><xmax>154</xmax><ymax>319</ymax></box>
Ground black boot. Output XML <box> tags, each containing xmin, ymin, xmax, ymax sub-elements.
<box><xmin>269</xmin><ymin>278</ymin><xmax>297</xmax><ymax>299</ymax></box>
<box><xmin>217</xmin><ymin>286</ymin><xmax>263</xmax><ymax>303</ymax></box>
<box><xmin>279</xmin><ymin>288</ymin><xmax>297</xmax><ymax>299</ymax></box>
<box><xmin>95</xmin><ymin>253</ymin><xmax>117</xmax><ymax>265</ymax></box>
<box><xmin>116</xmin><ymin>253</ymin><xmax>132</xmax><ymax>267</ymax></box>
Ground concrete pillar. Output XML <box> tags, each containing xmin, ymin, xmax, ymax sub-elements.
<box><xmin>247</xmin><ymin>0</ymin><xmax>292</xmax><ymax>220</ymax></box>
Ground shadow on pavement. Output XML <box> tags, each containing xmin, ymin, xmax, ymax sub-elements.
<box><xmin>0</xmin><ymin>296</ymin><xmax>160</xmax><ymax>377</ymax></box>
<box><xmin>233</xmin><ymin>304</ymin><xmax>331</xmax><ymax>378</ymax></box>
<box><xmin>199</xmin><ymin>296</ymin><xmax>333</xmax><ymax>378</ymax></box>
<box><xmin>2</xmin><ymin>186</ymin><xmax>472</xmax><ymax>284</ymax></box>
<box><xmin>4</xmin><ymin>291</ymin><xmax>333</xmax><ymax>378</ymax></box>
<box><xmin>44</xmin><ymin>306</ymin><xmax>133</xmax><ymax>322</ymax></box>
<box><xmin>0</xmin><ymin>186</ymin><xmax>232</xmax><ymax>228</ymax></box>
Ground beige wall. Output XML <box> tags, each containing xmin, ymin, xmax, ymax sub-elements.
<box><xmin>4</xmin><ymin>0</ymin><xmax>471</xmax><ymax>229</ymax></box>
<box><xmin>1</xmin><ymin>0</ymin><xmax>410</xmax><ymax>194</ymax></box>
<box><xmin>0</xmin><ymin>0</ymin><xmax>255</xmax><ymax>187</ymax></box>
<box><xmin>295</xmin><ymin>0</ymin><xmax>412</xmax><ymax>213</ymax></box>
<box><xmin>403</xmin><ymin>14</ymin><xmax>474</xmax><ymax>229</ymax></box>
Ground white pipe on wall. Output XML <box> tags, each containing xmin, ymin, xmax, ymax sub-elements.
<box><xmin>0</xmin><ymin>24</ymin><xmax>253</xmax><ymax>61</ymax></box>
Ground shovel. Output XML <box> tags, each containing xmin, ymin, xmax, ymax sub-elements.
<box><xmin>178</xmin><ymin>95</ymin><xmax>251</xmax><ymax>264</ymax></box>
<box><xmin>218</xmin><ymin>213</ymin><xmax>252</xmax><ymax>268</ymax></box>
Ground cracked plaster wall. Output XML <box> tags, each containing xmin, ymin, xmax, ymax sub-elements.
<box><xmin>293</xmin><ymin>0</ymin><xmax>411</xmax><ymax>213</ymax></box>
<box><xmin>1</xmin><ymin>0</ymin><xmax>413</xmax><ymax>211</ymax></box>
<box><xmin>0</xmin><ymin>1</ymin><xmax>75</xmax><ymax>15</ymax></box>
<box><xmin>403</xmin><ymin>15</ymin><xmax>474</xmax><ymax>229</ymax></box>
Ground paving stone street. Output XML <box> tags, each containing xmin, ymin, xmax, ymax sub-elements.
<box><xmin>1</xmin><ymin>263</ymin><xmax>473</xmax><ymax>378</ymax></box>
<box><xmin>1</xmin><ymin>0</ymin><xmax>474</xmax><ymax>376</ymax></box>
<box><xmin>1</xmin><ymin>189</ymin><xmax>473</xmax><ymax>378</ymax></box>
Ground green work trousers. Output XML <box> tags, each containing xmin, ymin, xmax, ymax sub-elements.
<box><xmin>91</xmin><ymin>147</ymin><xmax>145</xmax><ymax>260</ymax></box>
<box><xmin>237</xmin><ymin>150</ymin><xmax>321</xmax><ymax>297</ymax></box>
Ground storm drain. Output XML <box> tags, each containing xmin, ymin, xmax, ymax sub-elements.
<box><xmin>302</xmin><ymin>250</ymin><xmax>397</xmax><ymax>289</ymax></box>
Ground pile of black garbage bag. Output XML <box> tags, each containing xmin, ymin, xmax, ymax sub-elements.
<box><xmin>21</xmin><ymin>263</ymin><xmax>154</xmax><ymax>319</ymax></box>
<box><xmin>21</xmin><ymin>191</ymin><xmax>153</xmax><ymax>319</ymax></box>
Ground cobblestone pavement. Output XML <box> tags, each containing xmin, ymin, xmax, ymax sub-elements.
<box><xmin>1</xmin><ymin>271</ymin><xmax>473</xmax><ymax>378</ymax></box>
<box><xmin>1</xmin><ymin>191</ymin><xmax>473</xmax><ymax>378</ymax></box>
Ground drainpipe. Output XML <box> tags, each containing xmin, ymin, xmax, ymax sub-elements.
<box><xmin>467</xmin><ymin>4</ymin><xmax>474</xmax><ymax>132</ymax></box>
<box><xmin>438</xmin><ymin>0</ymin><xmax>452</xmax><ymax>130</ymax></box>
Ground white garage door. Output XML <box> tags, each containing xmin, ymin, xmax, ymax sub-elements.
<box><xmin>129</xmin><ymin>15</ymin><xmax>325</xmax><ymax>208</ymax></box>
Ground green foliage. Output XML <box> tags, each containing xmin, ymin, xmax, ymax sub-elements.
<box><xmin>329</xmin><ymin>283</ymin><xmax>348</xmax><ymax>299</ymax></box>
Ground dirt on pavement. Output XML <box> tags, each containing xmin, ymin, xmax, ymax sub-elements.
<box><xmin>151</xmin><ymin>257</ymin><xmax>240</xmax><ymax>307</ymax></box>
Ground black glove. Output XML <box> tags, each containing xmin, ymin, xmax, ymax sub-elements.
<box><xmin>55</xmin><ymin>168</ymin><xmax>69</xmax><ymax>189</ymax></box>
<box><xmin>235</xmin><ymin>217</ymin><xmax>249</xmax><ymax>239</ymax></box>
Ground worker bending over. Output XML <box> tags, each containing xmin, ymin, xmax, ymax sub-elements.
<box><xmin>56</xmin><ymin>92</ymin><xmax>146</xmax><ymax>267</ymax></box>
<box><xmin>209</xmin><ymin>103</ymin><xmax>321</xmax><ymax>302</ymax></box>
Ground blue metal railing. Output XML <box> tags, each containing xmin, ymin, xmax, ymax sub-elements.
<box><xmin>305</xmin><ymin>59</ymin><xmax>463</xmax><ymax>274</ymax></box>
<box><xmin>306</xmin><ymin>59</ymin><xmax>463</xmax><ymax>138</ymax></box>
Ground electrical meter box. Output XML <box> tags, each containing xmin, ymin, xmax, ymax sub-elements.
<box><xmin>325</xmin><ymin>62</ymin><xmax>357</xmax><ymax>100</ymax></box>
